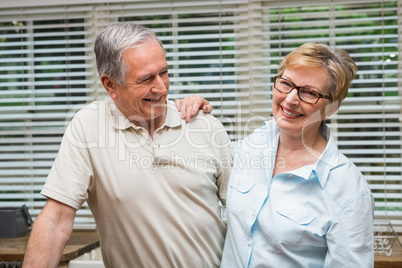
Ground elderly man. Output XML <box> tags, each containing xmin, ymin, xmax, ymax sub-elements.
<box><xmin>23</xmin><ymin>22</ymin><xmax>231</xmax><ymax>268</ymax></box>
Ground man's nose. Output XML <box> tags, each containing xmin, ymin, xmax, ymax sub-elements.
<box><xmin>151</xmin><ymin>74</ymin><xmax>169</xmax><ymax>93</ymax></box>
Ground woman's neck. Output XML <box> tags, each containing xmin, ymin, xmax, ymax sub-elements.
<box><xmin>279</xmin><ymin>129</ymin><xmax>325</xmax><ymax>152</ymax></box>
<box><xmin>273</xmin><ymin>124</ymin><xmax>327</xmax><ymax>176</ymax></box>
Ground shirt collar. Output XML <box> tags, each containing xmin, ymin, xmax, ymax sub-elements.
<box><xmin>294</xmin><ymin>124</ymin><xmax>341</xmax><ymax>189</ymax></box>
<box><xmin>313</xmin><ymin>123</ymin><xmax>340</xmax><ymax>188</ymax></box>
<box><xmin>162</xmin><ymin>100</ymin><xmax>183</xmax><ymax>128</ymax></box>
<box><xmin>270</xmin><ymin>120</ymin><xmax>339</xmax><ymax>189</ymax></box>
<box><xmin>107</xmin><ymin>97</ymin><xmax>182</xmax><ymax>130</ymax></box>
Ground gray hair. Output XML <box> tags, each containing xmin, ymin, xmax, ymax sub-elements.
<box><xmin>94</xmin><ymin>22</ymin><xmax>166</xmax><ymax>85</ymax></box>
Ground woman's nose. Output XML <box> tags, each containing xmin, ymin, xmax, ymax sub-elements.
<box><xmin>285</xmin><ymin>88</ymin><xmax>300</xmax><ymax>104</ymax></box>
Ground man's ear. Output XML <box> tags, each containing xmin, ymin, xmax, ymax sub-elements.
<box><xmin>100</xmin><ymin>74</ymin><xmax>118</xmax><ymax>99</ymax></box>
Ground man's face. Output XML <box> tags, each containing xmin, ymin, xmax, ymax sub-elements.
<box><xmin>103</xmin><ymin>40</ymin><xmax>169</xmax><ymax>130</ymax></box>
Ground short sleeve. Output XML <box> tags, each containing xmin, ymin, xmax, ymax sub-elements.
<box><xmin>41</xmin><ymin>114</ymin><xmax>94</xmax><ymax>210</ymax></box>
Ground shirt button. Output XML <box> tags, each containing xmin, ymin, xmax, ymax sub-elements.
<box><xmin>251</xmin><ymin>210</ymin><xmax>256</xmax><ymax>217</ymax></box>
<box><xmin>290</xmin><ymin>210</ymin><xmax>295</xmax><ymax>215</ymax></box>
<box><xmin>247</xmin><ymin>240</ymin><xmax>252</xmax><ymax>246</ymax></box>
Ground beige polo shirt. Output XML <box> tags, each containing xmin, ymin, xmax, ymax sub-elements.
<box><xmin>41</xmin><ymin>98</ymin><xmax>232</xmax><ymax>268</ymax></box>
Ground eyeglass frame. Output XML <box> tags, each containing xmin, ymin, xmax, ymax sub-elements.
<box><xmin>273</xmin><ymin>75</ymin><xmax>332</xmax><ymax>104</ymax></box>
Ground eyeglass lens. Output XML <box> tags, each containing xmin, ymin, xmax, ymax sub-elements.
<box><xmin>275</xmin><ymin>77</ymin><xmax>319</xmax><ymax>104</ymax></box>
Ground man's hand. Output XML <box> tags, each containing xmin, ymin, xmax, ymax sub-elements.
<box><xmin>175</xmin><ymin>95</ymin><xmax>212</xmax><ymax>122</ymax></box>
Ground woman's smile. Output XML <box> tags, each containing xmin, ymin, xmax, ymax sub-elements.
<box><xmin>280</xmin><ymin>105</ymin><xmax>304</xmax><ymax>118</ymax></box>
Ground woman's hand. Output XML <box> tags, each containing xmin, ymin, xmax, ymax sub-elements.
<box><xmin>175</xmin><ymin>95</ymin><xmax>212</xmax><ymax>122</ymax></box>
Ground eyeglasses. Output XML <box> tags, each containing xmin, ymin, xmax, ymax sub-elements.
<box><xmin>274</xmin><ymin>76</ymin><xmax>332</xmax><ymax>104</ymax></box>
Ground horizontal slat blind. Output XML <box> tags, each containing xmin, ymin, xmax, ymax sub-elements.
<box><xmin>100</xmin><ymin>0</ymin><xmax>254</xmax><ymax>140</ymax></box>
<box><xmin>0</xmin><ymin>6</ymin><xmax>98</xmax><ymax>228</ymax></box>
<box><xmin>0</xmin><ymin>0</ymin><xmax>401</xmax><ymax>230</ymax></box>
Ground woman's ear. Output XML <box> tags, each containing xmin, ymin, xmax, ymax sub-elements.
<box><xmin>100</xmin><ymin>74</ymin><xmax>118</xmax><ymax>99</ymax></box>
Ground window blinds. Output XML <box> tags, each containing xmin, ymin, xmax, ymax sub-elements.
<box><xmin>0</xmin><ymin>0</ymin><xmax>400</xmax><ymax>230</ymax></box>
<box><xmin>0</xmin><ymin>5</ymin><xmax>97</xmax><ymax>227</ymax></box>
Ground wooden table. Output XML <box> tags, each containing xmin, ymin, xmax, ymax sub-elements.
<box><xmin>375</xmin><ymin>237</ymin><xmax>402</xmax><ymax>268</ymax></box>
<box><xmin>0</xmin><ymin>231</ymin><xmax>100</xmax><ymax>266</ymax></box>
<box><xmin>1</xmin><ymin>230</ymin><xmax>401</xmax><ymax>267</ymax></box>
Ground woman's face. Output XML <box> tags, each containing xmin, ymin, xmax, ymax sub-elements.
<box><xmin>272</xmin><ymin>65</ymin><xmax>332</xmax><ymax>137</ymax></box>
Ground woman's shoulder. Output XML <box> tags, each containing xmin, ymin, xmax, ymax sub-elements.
<box><xmin>325</xmin><ymin>151</ymin><xmax>372</xmax><ymax>202</ymax></box>
<box><xmin>233</xmin><ymin>119</ymin><xmax>278</xmax><ymax>153</ymax></box>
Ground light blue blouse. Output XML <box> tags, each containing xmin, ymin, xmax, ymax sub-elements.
<box><xmin>221</xmin><ymin>119</ymin><xmax>374</xmax><ymax>268</ymax></box>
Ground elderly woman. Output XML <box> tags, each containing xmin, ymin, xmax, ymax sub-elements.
<box><xmin>177</xmin><ymin>43</ymin><xmax>374</xmax><ymax>267</ymax></box>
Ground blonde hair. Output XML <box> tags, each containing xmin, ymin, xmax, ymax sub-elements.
<box><xmin>277</xmin><ymin>43</ymin><xmax>357</xmax><ymax>107</ymax></box>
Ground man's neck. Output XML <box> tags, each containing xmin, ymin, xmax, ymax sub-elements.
<box><xmin>128</xmin><ymin>113</ymin><xmax>166</xmax><ymax>139</ymax></box>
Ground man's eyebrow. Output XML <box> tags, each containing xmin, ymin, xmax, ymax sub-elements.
<box><xmin>137</xmin><ymin>65</ymin><xmax>169</xmax><ymax>81</ymax></box>
<box><xmin>137</xmin><ymin>73</ymin><xmax>152</xmax><ymax>82</ymax></box>
<box><xmin>161</xmin><ymin>65</ymin><xmax>169</xmax><ymax>71</ymax></box>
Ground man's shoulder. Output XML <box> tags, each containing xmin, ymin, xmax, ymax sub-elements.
<box><xmin>72</xmin><ymin>97</ymin><xmax>112</xmax><ymax>120</ymax></box>
<box><xmin>188</xmin><ymin>111</ymin><xmax>226</xmax><ymax>131</ymax></box>
<box><xmin>165</xmin><ymin>100</ymin><xmax>227</xmax><ymax>134</ymax></box>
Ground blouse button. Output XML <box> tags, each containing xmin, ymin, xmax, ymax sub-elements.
<box><xmin>290</xmin><ymin>210</ymin><xmax>295</xmax><ymax>215</ymax></box>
